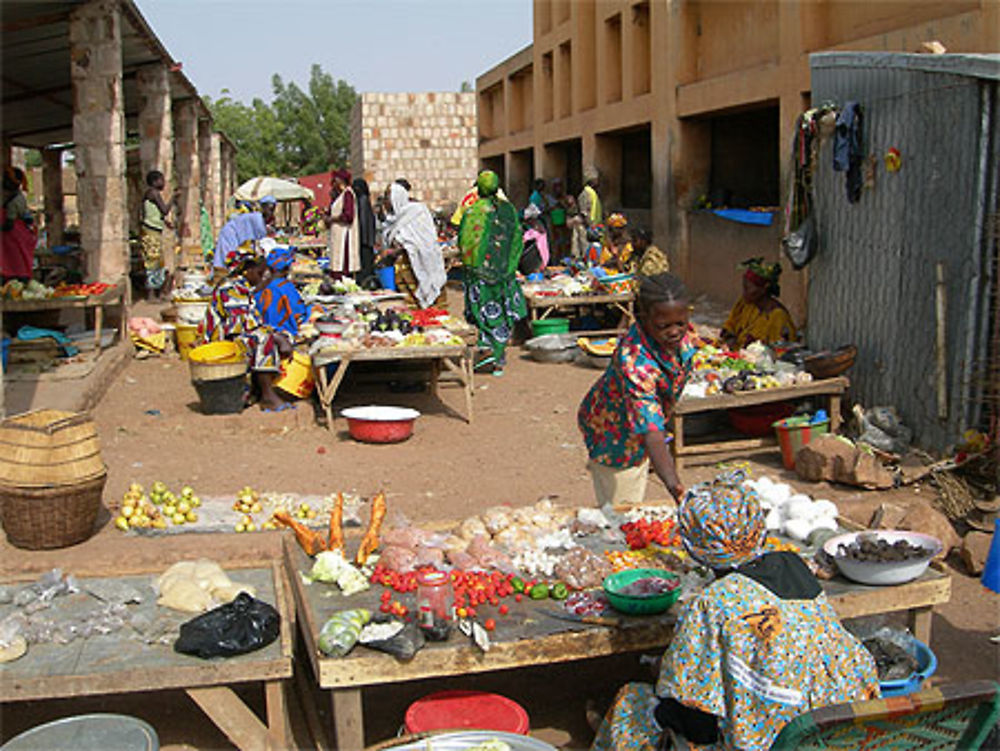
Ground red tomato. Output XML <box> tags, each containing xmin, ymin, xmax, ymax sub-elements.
<box><xmin>484</xmin><ymin>618</ymin><xmax>496</xmax><ymax>631</ymax></box>
<box><xmin>499</xmin><ymin>604</ymin><xmax>509</xmax><ymax>615</ymax></box>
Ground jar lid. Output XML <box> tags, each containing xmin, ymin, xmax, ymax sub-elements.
<box><xmin>416</xmin><ymin>570</ymin><xmax>448</xmax><ymax>586</ymax></box>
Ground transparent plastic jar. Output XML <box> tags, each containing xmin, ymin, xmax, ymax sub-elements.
<box><xmin>416</xmin><ymin>570</ymin><xmax>452</xmax><ymax>640</ymax></box>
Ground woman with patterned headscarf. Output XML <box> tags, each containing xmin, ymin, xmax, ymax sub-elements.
<box><xmin>200</xmin><ymin>246</ymin><xmax>292</xmax><ymax>411</ymax></box>
<box><xmin>458</xmin><ymin>170</ymin><xmax>526</xmax><ymax>375</ymax></box>
<box><xmin>591</xmin><ymin>472</ymin><xmax>879</xmax><ymax>751</ymax></box>
<box><xmin>720</xmin><ymin>257</ymin><xmax>797</xmax><ymax>349</ymax></box>
<box><xmin>254</xmin><ymin>246</ymin><xmax>312</xmax><ymax>338</ymax></box>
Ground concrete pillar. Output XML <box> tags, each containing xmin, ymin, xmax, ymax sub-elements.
<box><xmin>136</xmin><ymin>62</ymin><xmax>175</xmax><ymax>265</ymax></box>
<box><xmin>69</xmin><ymin>0</ymin><xmax>129</xmax><ymax>284</ymax></box>
<box><xmin>172</xmin><ymin>98</ymin><xmax>202</xmax><ymax>267</ymax></box>
<box><xmin>209</xmin><ymin>132</ymin><xmax>224</xmax><ymax>235</ymax></box>
<box><xmin>41</xmin><ymin>149</ymin><xmax>65</xmax><ymax>248</ymax></box>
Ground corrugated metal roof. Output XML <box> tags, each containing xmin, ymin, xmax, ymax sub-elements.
<box><xmin>808</xmin><ymin>53</ymin><xmax>998</xmax><ymax>451</ymax></box>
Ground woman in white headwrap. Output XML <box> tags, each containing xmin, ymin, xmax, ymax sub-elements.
<box><xmin>381</xmin><ymin>182</ymin><xmax>447</xmax><ymax>309</ymax></box>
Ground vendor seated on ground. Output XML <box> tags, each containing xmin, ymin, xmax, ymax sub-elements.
<box><xmin>380</xmin><ymin>182</ymin><xmax>447</xmax><ymax>309</ymax></box>
<box><xmin>599</xmin><ymin>213</ymin><xmax>635</xmax><ymax>272</ymax></box>
<box><xmin>590</xmin><ymin>472</ymin><xmax>879</xmax><ymax>751</ymax></box>
<box><xmin>200</xmin><ymin>246</ymin><xmax>292</xmax><ymax>412</ymax></box>
<box><xmin>578</xmin><ymin>273</ymin><xmax>694</xmax><ymax>507</ymax></box>
<box><xmin>254</xmin><ymin>246</ymin><xmax>314</xmax><ymax>338</ymax></box>
<box><xmin>633</xmin><ymin>228</ymin><xmax>670</xmax><ymax>277</ymax></box>
<box><xmin>719</xmin><ymin>257</ymin><xmax>797</xmax><ymax>349</ymax></box>
<box><xmin>213</xmin><ymin>197</ymin><xmax>276</xmax><ymax>272</ymax></box>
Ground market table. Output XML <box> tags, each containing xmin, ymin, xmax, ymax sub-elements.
<box><xmin>524</xmin><ymin>290</ymin><xmax>635</xmax><ymax>326</ymax></box>
<box><xmin>0</xmin><ymin>561</ymin><xmax>293</xmax><ymax>751</ymax></box>
<box><xmin>0</xmin><ymin>279</ymin><xmax>128</xmax><ymax>357</ymax></box>
<box><xmin>670</xmin><ymin>377</ymin><xmax>849</xmax><ymax>470</ymax></box>
<box><xmin>283</xmin><ymin>540</ymin><xmax>950</xmax><ymax>750</ymax></box>
<box><xmin>311</xmin><ymin>342</ymin><xmax>474</xmax><ymax>429</ymax></box>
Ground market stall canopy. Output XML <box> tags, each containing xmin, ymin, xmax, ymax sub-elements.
<box><xmin>234</xmin><ymin>177</ymin><xmax>314</xmax><ymax>203</ymax></box>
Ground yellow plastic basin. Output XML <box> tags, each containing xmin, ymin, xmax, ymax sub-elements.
<box><xmin>275</xmin><ymin>351</ymin><xmax>314</xmax><ymax>399</ymax></box>
<box><xmin>189</xmin><ymin>340</ymin><xmax>245</xmax><ymax>364</ymax></box>
<box><xmin>175</xmin><ymin>324</ymin><xmax>200</xmax><ymax>361</ymax></box>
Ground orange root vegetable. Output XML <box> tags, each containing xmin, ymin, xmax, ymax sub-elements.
<box><xmin>355</xmin><ymin>492</ymin><xmax>387</xmax><ymax>566</ymax></box>
<box><xmin>328</xmin><ymin>493</ymin><xmax>345</xmax><ymax>552</ymax></box>
<box><xmin>274</xmin><ymin>511</ymin><xmax>326</xmax><ymax>556</ymax></box>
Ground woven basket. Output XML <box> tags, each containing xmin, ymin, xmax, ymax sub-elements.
<box><xmin>0</xmin><ymin>409</ymin><xmax>104</xmax><ymax>488</ymax></box>
<box><xmin>0</xmin><ymin>472</ymin><xmax>106</xmax><ymax>549</ymax></box>
<box><xmin>189</xmin><ymin>359</ymin><xmax>248</xmax><ymax>383</ymax></box>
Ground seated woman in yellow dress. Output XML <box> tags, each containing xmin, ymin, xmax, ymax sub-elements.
<box><xmin>719</xmin><ymin>258</ymin><xmax>796</xmax><ymax>349</ymax></box>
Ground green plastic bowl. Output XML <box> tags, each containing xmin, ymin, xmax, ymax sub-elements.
<box><xmin>603</xmin><ymin>568</ymin><xmax>681</xmax><ymax>615</ymax></box>
<box><xmin>531</xmin><ymin>318</ymin><xmax>570</xmax><ymax>337</ymax></box>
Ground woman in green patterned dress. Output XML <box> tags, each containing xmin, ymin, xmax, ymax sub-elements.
<box><xmin>458</xmin><ymin>170</ymin><xmax>526</xmax><ymax>376</ymax></box>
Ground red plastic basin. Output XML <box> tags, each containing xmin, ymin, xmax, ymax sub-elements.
<box><xmin>405</xmin><ymin>690</ymin><xmax>530</xmax><ymax>735</ymax></box>
<box><xmin>727</xmin><ymin>401</ymin><xmax>796</xmax><ymax>437</ymax></box>
<box><xmin>340</xmin><ymin>406</ymin><xmax>420</xmax><ymax>443</ymax></box>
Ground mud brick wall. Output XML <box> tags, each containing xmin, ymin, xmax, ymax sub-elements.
<box><xmin>350</xmin><ymin>92</ymin><xmax>477</xmax><ymax>212</ymax></box>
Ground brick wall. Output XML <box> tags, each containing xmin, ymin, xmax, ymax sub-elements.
<box><xmin>352</xmin><ymin>92</ymin><xmax>477</xmax><ymax>211</ymax></box>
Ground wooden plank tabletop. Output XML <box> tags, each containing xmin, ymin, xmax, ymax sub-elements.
<box><xmin>0</xmin><ymin>281</ymin><xmax>126</xmax><ymax>313</ymax></box>
<box><xmin>311</xmin><ymin>344</ymin><xmax>469</xmax><ymax>368</ymax></box>
<box><xmin>284</xmin><ymin>538</ymin><xmax>950</xmax><ymax>692</ymax></box>
<box><xmin>1</xmin><ymin>562</ymin><xmax>293</xmax><ymax>702</ymax></box>
<box><xmin>525</xmin><ymin>292</ymin><xmax>634</xmax><ymax>307</ymax></box>
<box><xmin>674</xmin><ymin>377</ymin><xmax>849</xmax><ymax>414</ymax></box>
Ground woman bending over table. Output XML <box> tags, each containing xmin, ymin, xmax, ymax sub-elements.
<box><xmin>591</xmin><ymin>472</ymin><xmax>879</xmax><ymax>751</ymax></box>
<box><xmin>201</xmin><ymin>246</ymin><xmax>292</xmax><ymax>411</ymax></box>
<box><xmin>381</xmin><ymin>182</ymin><xmax>447</xmax><ymax>308</ymax></box>
<box><xmin>578</xmin><ymin>273</ymin><xmax>694</xmax><ymax>506</ymax></box>
<box><xmin>719</xmin><ymin>258</ymin><xmax>797</xmax><ymax>349</ymax></box>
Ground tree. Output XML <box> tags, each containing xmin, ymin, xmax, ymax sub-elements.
<box><xmin>205</xmin><ymin>65</ymin><xmax>357</xmax><ymax>182</ymax></box>
<box><xmin>272</xmin><ymin>65</ymin><xmax>356</xmax><ymax>176</ymax></box>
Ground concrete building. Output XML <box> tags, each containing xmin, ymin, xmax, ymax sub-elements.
<box><xmin>2</xmin><ymin>0</ymin><xmax>238</xmax><ymax>284</ymax></box>
<box><xmin>350</xmin><ymin>92</ymin><xmax>478</xmax><ymax>211</ymax></box>
<box><xmin>476</xmin><ymin>0</ymin><xmax>999</xmax><ymax>322</ymax></box>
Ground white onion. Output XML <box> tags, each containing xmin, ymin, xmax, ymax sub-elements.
<box><xmin>765</xmin><ymin>509</ymin><xmax>784</xmax><ymax>531</ymax></box>
<box><xmin>811</xmin><ymin>499</ymin><xmax>839</xmax><ymax>519</ymax></box>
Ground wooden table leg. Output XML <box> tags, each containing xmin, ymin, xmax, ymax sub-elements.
<box><xmin>187</xmin><ymin>685</ymin><xmax>270</xmax><ymax>751</ymax></box>
<box><xmin>430</xmin><ymin>358</ymin><xmax>441</xmax><ymax>399</ymax></box>
<box><xmin>331</xmin><ymin>687</ymin><xmax>365</xmax><ymax>751</ymax></box>
<box><xmin>909</xmin><ymin>605</ymin><xmax>933</xmax><ymax>645</ymax></box>
<box><xmin>314</xmin><ymin>356</ymin><xmax>352</xmax><ymax>431</ymax></box>
<box><xmin>94</xmin><ymin>304</ymin><xmax>103</xmax><ymax>356</ymax></box>
<box><xmin>265</xmin><ymin>680</ymin><xmax>289</xmax><ymax>751</ymax></box>
<box><xmin>464</xmin><ymin>349</ymin><xmax>474</xmax><ymax>423</ymax></box>
<box><xmin>829</xmin><ymin>393</ymin><xmax>843</xmax><ymax>432</ymax></box>
<box><xmin>671</xmin><ymin>414</ymin><xmax>685</xmax><ymax>473</ymax></box>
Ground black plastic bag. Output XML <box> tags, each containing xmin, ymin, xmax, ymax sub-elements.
<box><xmin>174</xmin><ymin>592</ymin><xmax>280</xmax><ymax>659</ymax></box>
<box><xmin>782</xmin><ymin>214</ymin><xmax>817</xmax><ymax>270</ymax></box>
<box><xmin>358</xmin><ymin>615</ymin><xmax>426</xmax><ymax>660</ymax></box>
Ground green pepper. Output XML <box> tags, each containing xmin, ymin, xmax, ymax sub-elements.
<box><xmin>529</xmin><ymin>583</ymin><xmax>549</xmax><ymax>600</ymax></box>
<box><xmin>511</xmin><ymin>577</ymin><xmax>525</xmax><ymax>594</ymax></box>
<box><xmin>550</xmin><ymin>582</ymin><xmax>569</xmax><ymax>600</ymax></box>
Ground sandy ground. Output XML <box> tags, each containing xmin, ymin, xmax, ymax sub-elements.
<box><xmin>2</xmin><ymin>314</ymin><xmax>998</xmax><ymax>749</ymax></box>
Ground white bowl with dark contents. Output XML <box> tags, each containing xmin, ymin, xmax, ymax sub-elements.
<box><xmin>823</xmin><ymin>530</ymin><xmax>942</xmax><ymax>586</ymax></box>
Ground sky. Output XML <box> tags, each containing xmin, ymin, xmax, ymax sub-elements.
<box><xmin>134</xmin><ymin>0</ymin><xmax>533</xmax><ymax>104</ymax></box>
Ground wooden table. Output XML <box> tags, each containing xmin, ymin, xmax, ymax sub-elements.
<box><xmin>0</xmin><ymin>562</ymin><xmax>293</xmax><ymax>751</ymax></box>
<box><xmin>0</xmin><ymin>280</ymin><xmax>128</xmax><ymax>356</ymax></box>
<box><xmin>670</xmin><ymin>377</ymin><xmax>849</xmax><ymax>470</ymax></box>
<box><xmin>524</xmin><ymin>290</ymin><xmax>635</xmax><ymax>325</ymax></box>
<box><xmin>311</xmin><ymin>342</ymin><xmax>474</xmax><ymax>429</ymax></box>
<box><xmin>284</xmin><ymin>541</ymin><xmax>949</xmax><ymax>750</ymax></box>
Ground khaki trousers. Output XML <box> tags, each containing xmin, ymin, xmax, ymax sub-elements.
<box><xmin>587</xmin><ymin>458</ymin><xmax>650</xmax><ymax>507</ymax></box>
